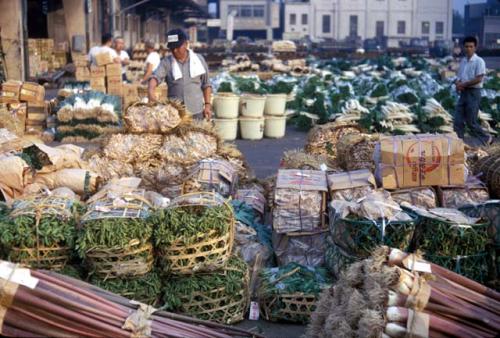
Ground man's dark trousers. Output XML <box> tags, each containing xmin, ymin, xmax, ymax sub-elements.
<box><xmin>453</xmin><ymin>88</ymin><xmax>489</xmax><ymax>144</ymax></box>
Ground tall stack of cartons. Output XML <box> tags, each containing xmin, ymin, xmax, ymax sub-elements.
<box><xmin>90</xmin><ymin>65</ymin><xmax>106</xmax><ymax>93</ymax></box>
<box><xmin>0</xmin><ymin>81</ymin><xmax>46</xmax><ymax>136</ymax></box>
<box><xmin>73</xmin><ymin>53</ymin><xmax>90</xmax><ymax>81</ymax></box>
<box><xmin>106</xmin><ymin>63</ymin><xmax>123</xmax><ymax>96</ymax></box>
<box><xmin>28</xmin><ymin>39</ymin><xmax>67</xmax><ymax>76</ymax></box>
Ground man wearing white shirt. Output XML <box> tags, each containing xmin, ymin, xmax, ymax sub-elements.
<box><xmin>88</xmin><ymin>33</ymin><xmax>120</xmax><ymax>66</ymax></box>
<box><xmin>454</xmin><ymin>36</ymin><xmax>492</xmax><ymax>145</ymax></box>
<box><xmin>114</xmin><ymin>36</ymin><xmax>130</xmax><ymax>81</ymax></box>
<box><xmin>141</xmin><ymin>40</ymin><xmax>161</xmax><ymax>84</ymax></box>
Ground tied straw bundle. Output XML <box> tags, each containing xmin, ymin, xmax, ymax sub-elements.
<box><xmin>0</xmin><ymin>261</ymin><xmax>261</xmax><ymax>338</ymax></box>
<box><xmin>306</xmin><ymin>247</ymin><xmax>500</xmax><ymax>338</ymax></box>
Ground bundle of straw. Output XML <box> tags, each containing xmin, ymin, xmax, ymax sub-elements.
<box><xmin>306</xmin><ymin>247</ymin><xmax>500</xmax><ymax>338</ymax></box>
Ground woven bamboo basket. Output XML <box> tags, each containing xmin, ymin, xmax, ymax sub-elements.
<box><xmin>86</xmin><ymin>240</ymin><xmax>154</xmax><ymax>279</ymax></box>
<box><xmin>172</xmin><ymin>264</ymin><xmax>249</xmax><ymax>324</ymax></box>
<box><xmin>260</xmin><ymin>293</ymin><xmax>318</xmax><ymax>324</ymax></box>
<box><xmin>11</xmin><ymin>245</ymin><xmax>70</xmax><ymax>270</ymax></box>
<box><xmin>425</xmin><ymin>252</ymin><xmax>489</xmax><ymax>283</ymax></box>
<box><xmin>474</xmin><ymin>154</ymin><xmax>500</xmax><ymax>198</ymax></box>
<box><xmin>157</xmin><ymin>192</ymin><xmax>235</xmax><ymax>275</ymax></box>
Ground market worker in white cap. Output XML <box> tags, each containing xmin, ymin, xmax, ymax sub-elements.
<box><xmin>148</xmin><ymin>29</ymin><xmax>212</xmax><ymax>119</ymax></box>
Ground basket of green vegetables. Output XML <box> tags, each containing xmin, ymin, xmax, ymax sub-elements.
<box><xmin>152</xmin><ymin>192</ymin><xmax>235</xmax><ymax>275</ymax></box>
<box><xmin>77</xmin><ymin>189</ymin><xmax>154</xmax><ymax>279</ymax></box>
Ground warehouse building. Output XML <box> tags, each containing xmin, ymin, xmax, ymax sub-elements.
<box><xmin>0</xmin><ymin>0</ymin><xmax>207</xmax><ymax>81</ymax></box>
<box><xmin>464</xmin><ymin>0</ymin><xmax>500</xmax><ymax>49</ymax></box>
<box><xmin>284</xmin><ymin>0</ymin><xmax>453</xmax><ymax>47</ymax></box>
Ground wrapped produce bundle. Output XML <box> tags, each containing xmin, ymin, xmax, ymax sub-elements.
<box><xmin>235</xmin><ymin>186</ymin><xmax>266</xmax><ymax>218</ymax></box>
<box><xmin>305</xmin><ymin>123</ymin><xmax>362</xmax><ymax>164</ymax></box>
<box><xmin>273</xmin><ymin>169</ymin><xmax>327</xmax><ymax>234</ymax></box>
<box><xmin>403</xmin><ymin>204</ymin><xmax>490</xmax><ymax>282</ymax></box>
<box><xmin>437</xmin><ymin>180</ymin><xmax>490</xmax><ymax>209</ymax></box>
<box><xmin>281</xmin><ymin>149</ymin><xmax>330</xmax><ymax>170</ymax></box>
<box><xmin>56</xmin><ymin>91</ymin><xmax>122</xmax><ymax>142</ymax></box>
<box><xmin>329</xmin><ymin>191</ymin><xmax>417</xmax><ymax>259</ymax></box>
<box><xmin>183</xmin><ymin>159</ymin><xmax>238</xmax><ymax>198</ymax></box>
<box><xmin>324</xmin><ymin>236</ymin><xmax>359</xmax><ymax>279</ymax></box>
<box><xmin>390</xmin><ymin>187</ymin><xmax>437</xmax><ymax>209</ymax></box>
<box><xmin>272</xmin><ymin>230</ymin><xmax>327</xmax><ymax>267</ymax></box>
<box><xmin>163</xmin><ymin>256</ymin><xmax>249</xmax><ymax>324</ymax></box>
<box><xmin>159</xmin><ymin>123</ymin><xmax>219</xmax><ymax>165</ymax></box>
<box><xmin>306</xmin><ymin>247</ymin><xmax>500</xmax><ymax>338</ymax></box>
<box><xmin>0</xmin><ymin>193</ymin><xmax>80</xmax><ymax>270</ymax></box>
<box><xmin>33</xmin><ymin>168</ymin><xmax>100</xmax><ymax>195</ymax></box>
<box><xmin>124</xmin><ymin>100</ymin><xmax>188</xmax><ymax>133</ymax></box>
<box><xmin>103</xmin><ymin>133</ymin><xmax>163</xmax><ymax>164</ymax></box>
<box><xmin>87</xmin><ymin>154</ymin><xmax>135</xmax><ymax>182</ymax></box>
<box><xmin>327</xmin><ymin>169</ymin><xmax>376</xmax><ymax>202</ymax></box>
<box><xmin>152</xmin><ymin>192</ymin><xmax>234</xmax><ymax>275</ymax></box>
<box><xmin>259</xmin><ymin>263</ymin><xmax>331</xmax><ymax>324</ymax></box>
<box><xmin>135</xmin><ymin>160</ymin><xmax>186</xmax><ymax>194</ymax></box>
<box><xmin>0</xmin><ymin>155</ymin><xmax>32</xmax><ymax>203</ymax></box>
<box><xmin>336</xmin><ymin>133</ymin><xmax>378</xmax><ymax>172</ymax></box>
<box><xmin>77</xmin><ymin>188</ymin><xmax>154</xmax><ymax>279</ymax></box>
<box><xmin>89</xmin><ymin>271</ymin><xmax>161</xmax><ymax>305</ymax></box>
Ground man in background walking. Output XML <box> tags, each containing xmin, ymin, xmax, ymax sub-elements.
<box><xmin>454</xmin><ymin>36</ymin><xmax>492</xmax><ymax>146</ymax></box>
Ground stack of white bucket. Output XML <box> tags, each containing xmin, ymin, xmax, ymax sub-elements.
<box><xmin>213</xmin><ymin>93</ymin><xmax>287</xmax><ymax>140</ymax></box>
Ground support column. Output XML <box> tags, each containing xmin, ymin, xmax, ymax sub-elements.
<box><xmin>0</xmin><ymin>0</ymin><xmax>24</xmax><ymax>80</ymax></box>
<box><xmin>62</xmin><ymin>0</ymin><xmax>87</xmax><ymax>51</ymax></box>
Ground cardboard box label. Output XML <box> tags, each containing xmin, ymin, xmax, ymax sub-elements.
<box><xmin>90</xmin><ymin>66</ymin><xmax>105</xmax><ymax>77</ymax></box>
<box><xmin>276</xmin><ymin>169</ymin><xmax>327</xmax><ymax>191</ymax></box>
<box><xmin>106</xmin><ymin>63</ymin><xmax>122</xmax><ymax>77</ymax></box>
<box><xmin>378</xmin><ymin>134</ymin><xmax>464</xmax><ymax>189</ymax></box>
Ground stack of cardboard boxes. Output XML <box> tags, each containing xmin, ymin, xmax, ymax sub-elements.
<box><xmin>0</xmin><ymin>81</ymin><xmax>47</xmax><ymax>136</ymax></box>
<box><xmin>28</xmin><ymin>39</ymin><xmax>67</xmax><ymax>77</ymax></box>
<box><xmin>73</xmin><ymin>53</ymin><xmax>90</xmax><ymax>81</ymax></box>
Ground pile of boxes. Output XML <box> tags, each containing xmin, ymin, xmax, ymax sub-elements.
<box><xmin>73</xmin><ymin>53</ymin><xmax>90</xmax><ymax>81</ymax></box>
<box><xmin>0</xmin><ymin>81</ymin><xmax>47</xmax><ymax>135</ymax></box>
<box><xmin>28</xmin><ymin>39</ymin><xmax>67</xmax><ymax>77</ymax></box>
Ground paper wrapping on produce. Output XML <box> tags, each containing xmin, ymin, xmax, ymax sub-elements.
<box><xmin>0</xmin><ymin>156</ymin><xmax>32</xmax><ymax>203</ymax></box>
<box><xmin>25</xmin><ymin>143</ymin><xmax>85</xmax><ymax>174</ymax></box>
<box><xmin>0</xmin><ymin>103</ymin><xmax>26</xmax><ymax>136</ymax></box>
<box><xmin>184</xmin><ymin>159</ymin><xmax>238</xmax><ymax>198</ymax></box>
<box><xmin>437</xmin><ymin>176</ymin><xmax>490</xmax><ymax>209</ymax></box>
<box><xmin>272</xmin><ymin>231</ymin><xmax>327</xmax><ymax>268</ymax></box>
<box><xmin>235</xmin><ymin>189</ymin><xmax>266</xmax><ymax>215</ymax></box>
<box><xmin>377</xmin><ymin>134</ymin><xmax>465</xmax><ymax>189</ymax></box>
<box><xmin>234</xmin><ymin>221</ymin><xmax>272</xmax><ymax>266</ymax></box>
<box><xmin>83</xmin><ymin>187</ymin><xmax>150</xmax><ymax>221</ymax></box>
<box><xmin>273</xmin><ymin>169</ymin><xmax>327</xmax><ymax>233</ymax></box>
<box><xmin>327</xmin><ymin>169</ymin><xmax>376</xmax><ymax>201</ymax></box>
<box><xmin>124</xmin><ymin>101</ymin><xmax>186</xmax><ymax>134</ymax></box>
<box><xmin>87</xmin><ymin>177</ymin><xmax>142</xmax><ymax>204</ymax></box>
<box><xmin>33</xmin><ymin>169</ymin><xmax>99</xmax><ymax>195</ymax></box>
<box><xmin>390</xmin><ymin>187</ymin><xmax>437</xmax><ymax>209</ymax></box>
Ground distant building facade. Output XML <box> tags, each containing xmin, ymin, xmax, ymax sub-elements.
<box><xmin>284</xmin><ymin>0</ymin><xmax>453</xmax><ymax>46</ymax></box>
<box><xmin>218</xmin><ymin>0</ymin><xmax>280</xmax><ymax>40</ymax></box>
<box><xmin>465</xmin><ymin>0</ymin><xmax>500</xmax><ymax>48</ymax></box>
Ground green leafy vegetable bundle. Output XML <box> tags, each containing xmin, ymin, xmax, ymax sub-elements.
<box><xmin>0</xmin><ymin>195</ymin><xmax>80</xmax><ymax>269</ymax></box>
<box><xmin>162</xmin><ymin>256</ymin><xmax>248</xmax><ymax>324</ymax></box>
<box><xmin>90</xmin><ymin>272</ymin><xmax>161</xmax><ymax>305</ymax></box>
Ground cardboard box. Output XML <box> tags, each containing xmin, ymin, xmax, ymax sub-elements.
<box><xmin>106</xmin><ymin>76</ymin><xmax>122</xmax><ymax>87</ymax></box>
<box><xmin>95</xmin><ymin>52</ymin><xmax>114</xmax><ymax>66</ymax></box>
<box><xmin>75</xmin><ymin>66</ymin><xmax>90</xmax><ymax>79</ymax></box>
<box><xmin>107</xmin><ymin>85</ymin><xmax>123</xmax><ymax>96</ymax></box>
<box><xmin>27</xmin><ymin>102</ymin><xmax>47</xmax><ymax>123</ymax></box>
<box><xmin>377</xmin><ymin>134</ymin><xmax>465</xmax><ymax>189</ymax></box>
<box><xmin>0</xmin><ymin>81</ymin><xmax>22</xmax><ymax>104</ymax></box>
<box><xmin>0</xmin><ymin>103</ymin><xmax>27</xmax><ymax>136</ymax></box>
<box><xmin>106</xmin><ymin>63</ymin><xmax>122</xmax><ymax>77</ymax></box>
<box><xmin>19</xmin><ymin>82</ymin><xmax>45</xmax><ymax>105</ymax></box>
<box><xmin>90</xmin><ymin>77</ymin><xmax>106</xmax><ymax>88</ymax></box>
<box><xmin>90</xmin><ymin>66</ymin><xmax>106</xmax><ymax>78</ymax></box>
<box><xmin>72</xmin><ymin>53</ymin><xmax>88</xmax><ymax>67</ymax></box>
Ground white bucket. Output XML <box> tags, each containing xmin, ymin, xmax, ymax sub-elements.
<box><xmin>239</xmin><ymin>117</ymin><xmax>264</xmax><ymax>140</ymax></box>
<box><xmin>213</xmin><ymin>93</ymin><xmax>240</xmax><ymax>119</ymax></box>
<box><xmin>213</xmin><ymin>118</ymin><xmax>238</xmax><ymax>141</ymax></box>
<box><xmin>240</xmin><ymin>94</ymin><xmax>266</xmax><ymax>118</ymax></box>
<box><xmin>264</xmin><ymin>94</ymin><xmax>287</xmax><ymax>116</ymax></box>
<box><xmin>264</xmin><ymin>115</ymin><xmax>286</xmax><ymax>138</ymax></box>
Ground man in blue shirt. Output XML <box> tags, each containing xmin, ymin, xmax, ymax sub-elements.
<box><xmin>454</xmin><ymin>36</ymin><xmax>492</xmax><ymax>145</ymax></box>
